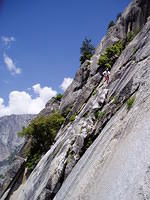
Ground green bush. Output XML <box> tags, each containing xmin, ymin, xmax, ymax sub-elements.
<box><xmin>55</xmin><ymin>93</ymin><xmax>63</xmax><ymax>101</ymax></box>
<box><xmin>94</xmin><ymin>110</ymin><xmax>106</xmax><ymax>119</ymax></box>
<box><xmin>106</xmin><ymin>41</ymin><xmax>123</xmax><ymax>57</ymax></box>
<box><xmin>26</xmin><ymin>152</ymin><xmax>41</xmax><ymax>171</ymax></box>
<box><xmin>108</xmin><ymin>20</ymin><xmax>115</xmax><ymax>29</ymax></box>
<box><xmin>69</xmin><ymin>115</ymin><xmax>76</xmax><ymax>122</ymax></box>
<box><xmin>0</xmin><ymin>174</ymin><xmax>4</xmax><ymax>179</ymax></box>
<box><xmin>86</xmin><ymin>61</ymin><xmax>91</xmax><ymax>67</ymax></box>
<box><xmin>98</xmin><ymin>54</ymin><xmax>109</xmax><ymax>67</ymax></box>
<box><xmin>110</xmin><ymin>95</ymin><xmax>118</xmax><ymax>104</ymax></box>
<box><xmin>126</xmin><ymin>95</ymin><xmax>136</xmax><ymax>111</ymax></box>
<box><xmin>85</xmin><ymin>138</ymin><xmax>93</xmax><ymax>150</ymax></box>
<box><xmin>113</xmin><ymin>95</ymin><xmax>118</xmax><ymax>104</ymax></box>
<box><xmin>94</xmin><ymin>110</ymin><xmax>100</xmax><ymax>119</ymax></box>
<box><xmin>19</xmin><ymin>111</ymin><xmax>65</xmax><ymax>171</ymax></box>
<box><xmin>92</xmin><ymin>89</ymin><xmax>98</xmax><ymax>96</ymax></box>
<box><xmin>105</xmin><ymin>63</ymin><xmax>111</xmax><ymax>70</ymax></box>
<box><xmin>98</xmin><ymin>40</ymin><xmax>123</xmax><ymax>69</ymax></box>
<box><xmin>83</xmin><ymin>111</ymin><xmax>89</xmax><ymax>118</ymax></box>
<box><xmin>80</xmin><ymin>53</ymin><xmax>93</xmax><ymax>65</ymax></box>
<box><xmin>98</xmin><ymin>111</ymin><xmax>106</xmax><ymax>118</ymax></box>
<box><xmin>133</xmin><ymin>47</ymin><xmax>138</xmax><ymax>54</ymax></box>
<box><xmin>126</xmin><ymin>28</ymin><xmax>141</xmax><ymax>45</ymax></box>
<box><xmin>126</xmin><ymin>31</ymin><xmax>135</xmax><ymax>44</ymax></box>
<box><xmin>63</xmin><ymin>107</ymin><xmax>71</xmax><ymax>117</ymax></box>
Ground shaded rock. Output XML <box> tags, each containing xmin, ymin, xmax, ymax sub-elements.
<box><xmin>1</xmin><ymin>156</ymin><xmax>25</xmax><ymax>200</ymax></box>
<box><xmin>39</xmin><ymin>97</ymin><xmax>60</xmax><ymax>116</ymax></box>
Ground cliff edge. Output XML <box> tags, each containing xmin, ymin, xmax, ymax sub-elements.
<box><xmin>1</xmin><ymin>0</ymin><xmax>150</xmax><ymax>200</ymax></box>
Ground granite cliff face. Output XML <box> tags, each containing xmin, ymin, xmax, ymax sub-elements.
<box><xmin>0</xmin><ymin>114</ymin><xmax>35</xmax><ymax>195</ymax></box>
<box><xmin>39</xmin><ymin>97</ymin><xmax>60</xmax><ymax>116</ymax></box>
<box><xmin>1</xmin><ymin>0</ymin><xmax>150</xmax><ymax>200</ymax></box>
<box><xmin>0</xmin><ymin>114</ymin><xmax>35</xmax><ymax>162</ymax></box>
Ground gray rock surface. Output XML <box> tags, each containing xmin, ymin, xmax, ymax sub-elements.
<box><xmin>0</xmin><ymin>114</ymin><xmax>35</xmax><ymax>162</ymax></box>
<box><xmin>39</xmin><ymin>97</ymin><xmax>60</xmax><ymax>116</ymax></box>
<box><xmin>0</xmin><ymin>114</ymin><xmax>35</xmax><ymax>196</ymax></box>
<box><xmin>54</xmin><ymin>15</ymin><xmax>150</xmax><ymax>200</ymax></box>
<box><xmin>54</xmin><ymin>58</ymin><xmax>150</xmax><ymax>200</ymax></box>
<box><xmin>2</xmin><ymin>0</ymin><xmax>150</xmax><ymax>200</ymax></box>
<box><xmin>0</xmin><ymin>156</ymin><xmax>25</xmax><ymax>200</ymax></box>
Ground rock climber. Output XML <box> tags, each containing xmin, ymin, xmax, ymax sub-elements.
<box><xmin>103</xmin><ymin>68</ymin><xmax>110</xmax><ymax>84</ymax></box>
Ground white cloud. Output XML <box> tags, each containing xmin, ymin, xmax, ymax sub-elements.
<box><xmin>3</xmin><ymin>53</ymin><xmax>21</xmax><ymax>75</ymax></box>
<box><xmin>0</xmin><ymin>84</ymin><xmax>57</xmax><ymax>117</ymax></box>
<box><xmin>1</xmin><ymin>36</ymin><xmax>16</xmax><ymax>47</ymax></box>
<box><xmin>60</xmin><ymin>77</ymin><xmax>73</xmax><ymax>91</ymax></box>
<box><xmin>0</xmin><ymin>98</ymin><xmax>5</xmax><ymax>110</ymax></box>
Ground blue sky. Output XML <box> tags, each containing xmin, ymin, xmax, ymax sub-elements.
<box><xmin>0</xmin><ymin>0</ymin><xmax>131</xmax><ymax>116</ymax></box>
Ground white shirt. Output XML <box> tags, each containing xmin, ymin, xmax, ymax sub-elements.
<box><xmin>103</xmin><ymin>70</ymin><xmax>110</xmax><ymax>76</ymax></box>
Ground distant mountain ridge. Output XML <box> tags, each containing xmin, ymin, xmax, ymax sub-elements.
<box><xmin>0</xmin><ymin>114</ymin><xmax>36</xmax><ymax>179</ymax></box>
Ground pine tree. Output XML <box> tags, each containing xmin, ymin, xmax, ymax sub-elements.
<box><xmin>80</xmin><ymin>38</ymin><xmax>95</xmax><ymax>64</ymax></box>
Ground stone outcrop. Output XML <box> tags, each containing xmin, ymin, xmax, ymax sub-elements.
<box><xmin>54</xmin><ymin>19</ymin><xmax>150</xmax><ymax>200</ymax></box>
<box><xmin>39</xmin><ymin>97</ymin><xmax>60</xmax><ymax>116</ymax></box>
<box><xmin>2</xmin><ymin>0</ymin><xmax>150</xmax><ymax>200</ymax></box>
